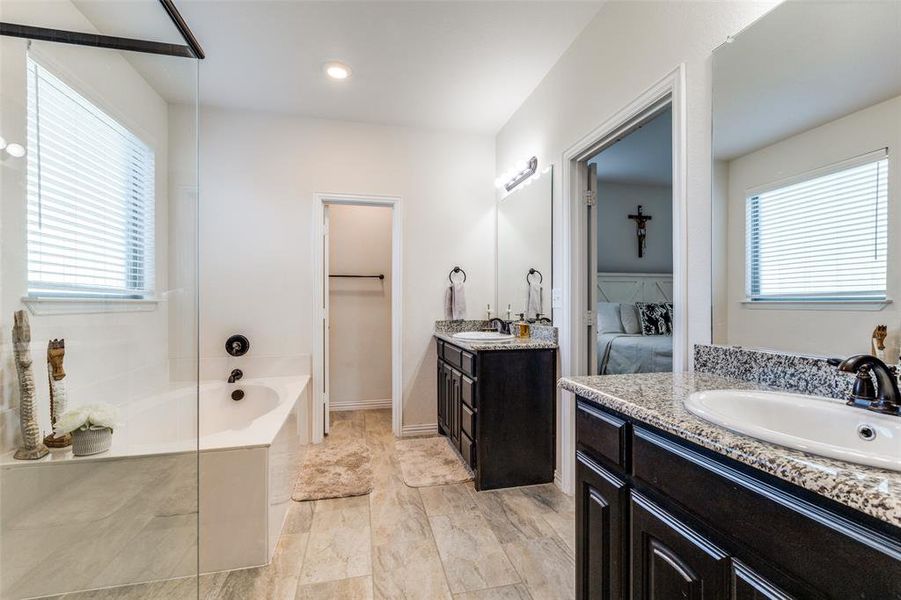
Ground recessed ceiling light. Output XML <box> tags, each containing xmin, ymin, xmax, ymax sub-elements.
<box><xmin>324</xmin><ymin>61</ymin><xmax>352</xmax><ymax>80</ymax></box>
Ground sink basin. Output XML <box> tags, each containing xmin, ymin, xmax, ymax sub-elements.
<box><xmin>451</xmin><ymin>331</ymin><xmax>515</xmax><ymax>342</ymax></box>
<box><xmin>685</xmin><ymin>389</ymin><xmax>901</xmax><ymax>472</ymax></box>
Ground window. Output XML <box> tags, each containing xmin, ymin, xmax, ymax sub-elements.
<box><xmin>746</xmin><ymin>150</ymin><xmax>888</xmax><ymax>303</ymax></box>
<box><xmin>26</xmin><ymin>56</ymin><xmax>155</xmax><ymax>299</ymax></box>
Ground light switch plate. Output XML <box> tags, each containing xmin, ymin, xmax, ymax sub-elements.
<box><xmin>552</xmin><ymin>288</ymin><xmax>562</xmax><ymax>309</ymax></box>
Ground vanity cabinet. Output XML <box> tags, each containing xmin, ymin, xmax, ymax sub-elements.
<box><xmin>436</xmin><ymin>337</ymin><xmax>556</xmax><ymax>491</ymax></box>
<box><xmin>575</xmin><ymin>398</ymin><xmax>901</xmax><ymax>600</ymax></box>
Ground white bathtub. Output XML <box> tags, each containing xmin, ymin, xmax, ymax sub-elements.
<box><xmin>0</xmin><ymin>375</ymin><xmax>310</xmax><ymax>597</ymax></box>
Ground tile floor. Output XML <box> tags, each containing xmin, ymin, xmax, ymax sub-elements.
<box><xmin>48</xmin><ymin>409</ymin><xmax>575</xmax><ymax>600</ymax></box>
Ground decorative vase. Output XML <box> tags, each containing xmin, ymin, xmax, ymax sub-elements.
<box><xmin>72</xmin><ymin>426</ymin><xmax>112</xmax><ymax>456</ymax></box>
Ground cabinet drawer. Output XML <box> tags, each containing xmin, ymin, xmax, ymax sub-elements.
<box><xmin>444</xmin><ymin>344</ymin><xmax>463</xmax><ymax>369</ymax></box>
<box><xmin>461</xmin><ymin>402</ymin><xmax>475</xmax><ymax>439</ymax></box>
<box><xmin>461</xmin><ymin>375</ymin><xmax>476</xmax><ymax>408</ymax></box>
<box><xmin>576</xmin><ymin>401</ymin><xmax>628</xmax><ymax>472</ymax></box>
<box><xmin>461</xmin><ymin>350</ymin><xmax>476</xmax><ymax>377</ymax></box>
<box><xmin>460</xmin><ymin>431</ymin><xmax>476</xmax><ymax>469</ymax></box>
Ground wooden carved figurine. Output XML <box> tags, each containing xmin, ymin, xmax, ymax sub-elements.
<box><xmin>13</xmin><ymin>310</ymin><xmax>48</xmax><ymax>460</ymax></box>
<box><xmin>871</xmin><ymin>324</ymin><xmax>887</xmax><ymax>361</ymax></box>
<box><xmin>43</xmin><ymin>339</ymin><xmax>71</xmax><ymax>448</ymax></box>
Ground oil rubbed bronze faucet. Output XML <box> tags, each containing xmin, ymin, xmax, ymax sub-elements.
<box><xmin>228</xmin><ymin>368</ymin><xmax>243</xmax><ymax>384</ymax></box>
<box><xmin>833</xmin><ymin>355</ymin><xmax>901</xmax><ymax>416</ymax></box>
<box><xmin>486</xmin><ymin>317</ymin><xmax>509</xmax><ymax>334</ymax></box>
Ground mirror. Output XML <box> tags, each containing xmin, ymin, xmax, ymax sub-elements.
<box><xmin>711</xmin><ymin>0</ymin><xmax>901</xmax><ymax>360</ymax></box>
<box><xmin>496</xmin><ymin>166</ymin><xmax>552</xmax><ymax>321</ymax></box>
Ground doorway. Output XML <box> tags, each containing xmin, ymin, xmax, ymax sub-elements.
<box><xmin>312</xmin><ymin>194</ymin><xmax>404</xmax><ymax>443</ymax></box>
<box><xmin>557</xmin><ymin>66</ymin><xmax>687</xmax><ymax>493</ymax></box>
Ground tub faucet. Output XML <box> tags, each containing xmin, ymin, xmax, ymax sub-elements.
<box><xmin>832</xmin><ymin>355</ymin><xmax>900</xmax><ymax>415</ymax></box>
<box><xmin>228</xmin><ymin>368</ymin><xmax>243</xmax><ymax>383</ymax></box>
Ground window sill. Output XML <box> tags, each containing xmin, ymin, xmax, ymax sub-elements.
<box><xmin>22</xmin><ymin>296</ymin><xmax>162</xmax><ymax>316</ymax></box>
<box><xmin>740</xmin><ymin>299</ymin><xmax>892</xmax><ymax>312</ymax></box>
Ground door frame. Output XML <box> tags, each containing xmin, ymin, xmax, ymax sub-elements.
<box><xmin>558</xmin><ymin>65</ymin><xmax>687</xmax><ymax>493</ymax></box>
<box><xmin>312</xmin><ymin>193</ymin><xmax>404</xmax><ymax>442</ymax></box>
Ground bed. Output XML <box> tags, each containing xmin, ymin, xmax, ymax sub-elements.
<box><xmin>596</xmin><ymin>273</ymin><xmax>673</xmax><ymax>375</ymax></box>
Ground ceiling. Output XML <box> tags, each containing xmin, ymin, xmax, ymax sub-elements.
<box><xmin>74</xmin><ymin>0</ymin><xmax>603</xmax><ymax>134</ymax></box>
<box><xmin>713</xmin><ymin>0</ymin><xmax>901</xmax><ymax>161</ymax></box>
<box><xmin>589</xmin><ymin>108</ymin><xmax>672</xmax><ymax>186</ymax></box>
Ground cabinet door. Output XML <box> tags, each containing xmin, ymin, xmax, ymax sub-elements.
<box><xmin>437</xmin><ymin>363</ymin><xmax>447</xmax><ymax>435</ymax></box>
<box><xmin>631</xmin><ymin>492</ymin><xmax>729</xmax><ymax>600</ymax></box>
<box><xmin>576</xmin><ymin>451</ymin><xmax>628</xmax><ymax>600</ymax></box>
<box><xmin>450</xmin><ymin>369</ymin><xmax>461</xmax><ymax>449</ymax></box>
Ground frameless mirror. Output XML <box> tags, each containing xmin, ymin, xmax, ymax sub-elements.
<box><xmin>711</xmin><ymin>0</ymin><xmax>901</xmax><ymax>359</ymax></box>
<box><xmin>496</xmin><ymin>167</ymin><xmax>552</xmax><ymax>321</ymax></box>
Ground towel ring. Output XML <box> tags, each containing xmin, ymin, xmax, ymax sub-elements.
<box><xmin>527</xmin><ymin>268</ymin><xmax>543</xmax><ymax>284</ymax></box>
<box><xmin>448</xmin><ymin>266</ymin><xmax>467</xmax><ymax>284</ymax></box>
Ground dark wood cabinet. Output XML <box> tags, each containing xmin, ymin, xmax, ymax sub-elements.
<box><xmin>575</xmin><ymin>451</ymin><xmax>628</xmax><ymax>600</ymax></box>
<box><xmin>630</xmin><ymin>492</ymin><xmax>729</xmax><ymax>600</ymax></box>
<box><xmin>575</xmin><ymin>397</ymin><xmax>901</xmax><ymax>600</ymax></box>
<box><xmin>436</xmin><ymin>337</ymin><xmax>556</xmax><ymax>490</ymax></box>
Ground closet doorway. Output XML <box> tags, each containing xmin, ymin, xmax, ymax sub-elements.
<box><xmin>312</xmin><ymin>194</ymin><xmax>403</xmax><ymax>443</ymax></box>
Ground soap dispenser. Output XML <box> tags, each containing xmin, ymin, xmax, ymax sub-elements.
<box><xmin>514</xmin><ymin>313</ymin><xmax>530</xmax><ymax>339</ymax></box>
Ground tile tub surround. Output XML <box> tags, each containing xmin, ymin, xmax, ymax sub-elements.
<box><xmin>694</xmin><ymin>344</ymin><xmax>855</xmax><ymax>400</ymax></box>
<box><xmin>559</xmin><ymin>372</ymin><xmax>901</xmax><ymax>526</ymax></box>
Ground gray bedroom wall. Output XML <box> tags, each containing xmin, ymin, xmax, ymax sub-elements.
<box><xmin>597</xmin><ymin>181</ymin><xmax>673</xmax><ymax>273</ymax></box>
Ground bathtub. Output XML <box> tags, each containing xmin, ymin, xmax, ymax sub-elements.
<box><xmin>0</xmin><ymin>375</ymin><xmax>310</xmax><ymax>598</ymax></box>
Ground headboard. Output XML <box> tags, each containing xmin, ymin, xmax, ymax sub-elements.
<box><xmin>597</xmin><ymin>272</ymin><xmax>673</xmax><ymax>304</ymax></box>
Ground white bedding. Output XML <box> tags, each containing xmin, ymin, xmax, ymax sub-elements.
<box><xmin>597</xmin><ymin>332</ymin><xmax>672</xmax><ymax>374</ymax></box>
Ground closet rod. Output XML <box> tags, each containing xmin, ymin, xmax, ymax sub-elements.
<box><xmin>329</xmin><ymin>274</ymin><xmax>385</xmax><ymax>280</ymax></box>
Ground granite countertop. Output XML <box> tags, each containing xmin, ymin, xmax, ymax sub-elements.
<box><xmin>434</xmin><ymin>332</ymin><xmax>557</xmax><ymax>352</ymax></box>
<box><xmin>559</xmin><ymin>372</ymin><xmax>901</xmax><ymax>527</ymax></box>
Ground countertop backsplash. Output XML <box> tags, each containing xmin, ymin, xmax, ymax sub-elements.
<box><xmin>694</xmin><ymin>344</ymin><xmax>854</xmax><ymax>400</ymax></box>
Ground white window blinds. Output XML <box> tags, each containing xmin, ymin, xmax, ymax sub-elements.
<box><xmin>746</xmin><ymin>150</ymin><xmax>888</xmax><ymax>302</ymax></box>
<box><xmin>26</xmin><ymin>56</ymin><xmax>155</xmax><ymax>299</ymax></box>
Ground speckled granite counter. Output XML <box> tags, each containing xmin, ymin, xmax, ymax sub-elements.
<box><xmin>434</xmin><ymin>332</ymin><xmax>557</xmax><ymax>352</ymax></box>
<box><xmin>559</xmin><ymin>372</ymin><xmax>901</xmax><ymax>527</ymax></box>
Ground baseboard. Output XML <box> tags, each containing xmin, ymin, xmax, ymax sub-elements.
<box><xmin>330</xmin><ymin>398</ymin><xmax>392</xmax><ymax>412</ymax></box>
<box><xmin>401</xmin><ymin>423</ymin><xmax>438</xmax><ymax>437</ymax></box>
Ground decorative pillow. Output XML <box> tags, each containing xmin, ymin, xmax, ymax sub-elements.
<box><xmin>665</xmin><ymin>303</ymin><xmax>674</xmax><ymax>333</ymax></box>
<box><xmin>597</xmin><ymin>302</ymin><xmax>624</xmax><ymax>334</ymax></box>
<box><xmin>620</xmin><ymin>303</ymin><xmax>641</xmax><ymax>334</ymax></box>
<box><xmin>636</xmin><ymin>302</ymin><xmax>671</xmax><ymax>336</ymax></box>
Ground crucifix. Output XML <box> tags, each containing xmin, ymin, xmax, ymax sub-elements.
<box><xmin>628</xmin><ymin>205</ymin><xmax>652</xmax><ymax>258</ymax></box>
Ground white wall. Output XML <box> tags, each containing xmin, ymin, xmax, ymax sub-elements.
<box><xmin>724</xmin><ymin>95</ymin><xmax>901</xmax><ymax>358</ymax></box>
<box><xmin>328</xmin><ymin>204</ymin><xmax>392</xmax><ymax>409</ymax></box>
<box><xmin>190</xmin><ymin>106</ymin><xmax>495</xmax><ymax>428</ymax></box>
<box><xmin>597</xmin><ymin>182</ymin><xmax>673</xmax><ymax>274</ymax></box>
<box><xmin>494</xmin><ymin>0</ymin><xmax>777</xmax><ymax>478</ymax></box>
<box><xmin>0</xmin><ymin>0</ymin><xmax>189</xmax><ymax>452</ymax></box>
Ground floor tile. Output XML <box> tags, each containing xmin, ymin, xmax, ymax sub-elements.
<box><xmin>295</xmin><ymin>575</ymin><xmax>373</xmax><ymax>599</ymax></box>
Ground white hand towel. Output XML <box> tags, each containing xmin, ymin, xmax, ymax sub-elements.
<box><xmin>452</xmin><ymin>281</ymin><xmax>466</xmax><ymax>320</ymax></box>
<box><xmin>444</xmin><ymin>285</ymin><xmax>454</xmax><ymax>320</ymax></box>
<box><xmin>526</xmin><ymin>282</ymin><xmax>543</xmax><ymax>319</ymax></box>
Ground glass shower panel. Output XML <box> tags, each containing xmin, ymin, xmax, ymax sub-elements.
<box><xmin>0</xmin><ymin>28</ymin><xmax>199</xmax><ymax>600</ymax></box>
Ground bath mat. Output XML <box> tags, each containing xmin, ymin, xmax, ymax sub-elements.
<box><xmin>292</xmin><ymin>440</ymin><xmax>373</xmax><ymax>501</ymax></box>
<box><xmin>395</xmin><ymin>436</ymin><xmax>473</xmax><ymax>487</ymax></box>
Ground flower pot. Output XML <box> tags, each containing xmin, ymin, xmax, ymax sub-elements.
<box><xmin>72</xmin><ymin>426</ymin><xmax>112</xmax><ymax>456</ymax></box>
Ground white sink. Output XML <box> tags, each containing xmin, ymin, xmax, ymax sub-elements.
<box><xmin>685</xmin><ymin>389</ymin><xmax>901</xmax><ymax>472</ymax></box>
<box><xmin>452</xmin><ymin>331</ymin><xmax>515</xmax><ymax>342</ymax></box>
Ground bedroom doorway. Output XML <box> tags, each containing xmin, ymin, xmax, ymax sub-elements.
<box><xmin>585</xmin><ymin>107</ymin><xmax>675</xmax><ymax>375</ymax></box>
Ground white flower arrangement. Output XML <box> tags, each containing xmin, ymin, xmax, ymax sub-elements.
<box><xmin>53</xmin><ymin>403</ymin><xmax>118</xmax><ymax>436</ymax></box>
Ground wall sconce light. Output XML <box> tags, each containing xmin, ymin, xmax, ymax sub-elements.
<box><xmin>503</xmin><ymin>156</ymin><xmax>538</xmax><ymax>191</ymax></box>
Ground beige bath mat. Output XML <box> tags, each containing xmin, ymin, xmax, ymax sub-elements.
<box><xmin>395</xmin><ymin>436</ymin><xmax>473</xmax><ymax>487</ymax></box>
<box><xmin>292</xmin><ymin>440</ymin><xmax>373</xmax><ymax>501</ymax></box>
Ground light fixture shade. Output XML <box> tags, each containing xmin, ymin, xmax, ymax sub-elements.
<box><xmin>5</xmin><ymin>143</ymin><xmax>25</xmax><ymax>158</ymax></box>
<box><xmin>324</xmin><ymin>61</ymin><xmax>352</xmax><ymax>80</ymax></box>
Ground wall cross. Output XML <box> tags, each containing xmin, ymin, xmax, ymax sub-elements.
<box><xmin>627</xmin><ymin>205</ymin><xmax>652</xmax><ymax>258</ymax></box>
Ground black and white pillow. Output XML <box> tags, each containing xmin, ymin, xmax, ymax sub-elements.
<box><xmin>636</xmin><ymin>302</ymin><xmax>672</xmax><ymax>336</ymax></box>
